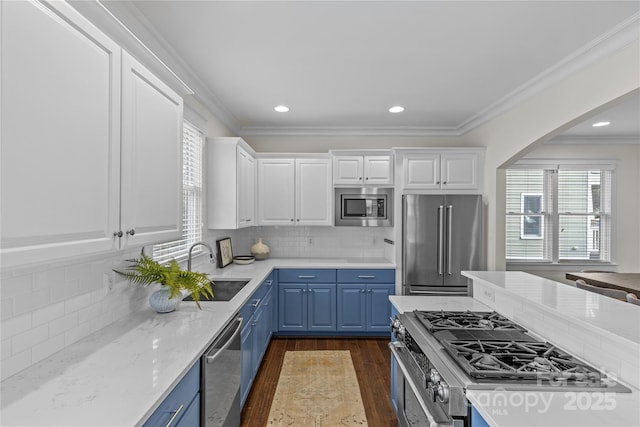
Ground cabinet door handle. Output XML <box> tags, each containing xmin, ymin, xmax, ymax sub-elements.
<box><xmin>266</xmin><ymin>280</ymin><xmax>273</xmax><ymax>286</ymax></box>
<box><xmin>113</xmin><ymin>231</ymin><xmax>123</xmax><ymax>238</ymax></box>
<box><xmin>251</xmin><ymin>299</ymin><xmax>261</xmax><ymax>307</ymax></box>
<box><xmin>298</xmin><ymin>275</ymin><xmax>316</xmax><ymax>279</ymax></box>
<box><xmin>165</xmin><ymin>404</ymin><xmax>184</xmax><ymax>427</ymax></box>
<box><xmin>126</xmin><ymin>229</ymin><xmax>136</xmax><ymax>236</ymax></box>
<box><xmin>358</xmin><ymin>275</ymin><xmax>375</xmax><ymax>279</ymax></box>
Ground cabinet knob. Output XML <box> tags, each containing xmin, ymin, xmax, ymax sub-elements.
<box><xmin>443</xmin><ymin>181</ymin><xmax>447</xmax><ymax>185</ymax></box>
<box><xmin>366</xmin><ymin>177</ymin><xmax>369</xmax><ymax>180</ymax></box>
<box><xmin>290</xmin><ymin>218</ymin><xmax>294</xmax><ymax>222</ymax></box>
<box><xmin>113</xmin><ymin>231</ymin><xmax>123</xmax><ymax>238</ymax></box>
<box><xmin>296</xmin><ymin>218</ymin><xmax>300</xmax><ymax>222</ymax></box>
<box><xmin>358</xmin><ymin>177</ymin><xmax>362</xmax><ymax>180</ymax></box>
<box><xmin>126</xmin><ymin>229</ymin><xmax>136</xmax><ymax>236</ymax></box>
<box><xmin>436</xmin><ymin>181</ymin><xmax>440</xmax><ymax>184</ymax></box>
<box><xmin>361</xmin><ymin>289</ymin><xmax>366</xmax><ymax>293</ymax></box>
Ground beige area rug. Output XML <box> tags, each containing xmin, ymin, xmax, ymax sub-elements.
<box><xmin>267</xmin><ymin>350</ymin><xmax>368</xmax><ymax>426</ymax></box>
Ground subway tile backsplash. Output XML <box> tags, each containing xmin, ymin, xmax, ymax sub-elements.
<box><xmin>0</xmin><ymin>250</ymin><xmax>152</xmax><ymax>380</ymax></box>
<box><xmin>220</xmin><ymin>226</ymin><xmax>394</xmax><ymax>259</ymax></box>
<box><xmin>1</xmin><ymin>226</ymin><xmax>393</xmax><ymax>380</ymax></box>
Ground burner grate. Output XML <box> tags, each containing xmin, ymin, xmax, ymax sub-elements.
<box><xmin>414</xmin><ymin>310</ymin><xmax>527</xmax><ymax>332</ymax></box>
<box><xmin>443</xmin><ymin>340</ymin><xmax>604</xmax><ymax>385</ymax></box>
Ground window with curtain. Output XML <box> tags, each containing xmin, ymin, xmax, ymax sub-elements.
<box><xmin>153</xmin><ymin>120</ymin><xmax>204</xmax><ymax>263</ymax></box>
<box><xmin>506</xmin><ymin>162</ymin><xmax>613</xmax><ymax>263</ymax></box>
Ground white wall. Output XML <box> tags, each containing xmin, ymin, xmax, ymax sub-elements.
<box><xmin>461</xmin><ymin>41</ymin><xmax>640</xmax><ymax>270</ymax></box>
<box><xmin>519</xmin><ymin>143</ymin><xmax>640</xmax><ymax>272</ymax></box>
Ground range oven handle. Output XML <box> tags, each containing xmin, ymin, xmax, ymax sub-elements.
<box><xmin>437</xmin><ymin>205</ymin><xmax>444</xmax><ymax>276</ymax></box>
<box><xmin>446</xmin><ymin>205</ymin><xmax>452</xmax><ymax>276</ymax></box>
<box><xmin>389</xmin><ymin>342</ymin><xmax>450</xmax><ymax>427</ymax></box>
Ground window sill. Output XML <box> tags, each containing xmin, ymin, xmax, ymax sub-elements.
<box><xmin>506</xmin><ymin>261</ymin><xmax>617</xmax><ymax>271</ymax></box>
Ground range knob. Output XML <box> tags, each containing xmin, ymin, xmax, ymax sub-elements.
<box><xmin>429</xmin><ymin>369</ymin><xmax>441</xmax><ymax>384</ymax></box>
<box><xmin>391</xmin><ymin>318</ymin><xmax>405</xmax><ymax>339</ymax></box>
<box><xmin>436</xmin><ymin>383</ymin><xmax>450</xmax><ymax>403</ymax></box>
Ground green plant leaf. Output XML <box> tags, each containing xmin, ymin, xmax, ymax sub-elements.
<box><xmin>113</xmin><ymin>251</ymin><xmax>214</xmax><ymax>310</ymax></box>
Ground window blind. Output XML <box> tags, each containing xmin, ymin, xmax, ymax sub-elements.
<box><xmin>153</xmin><ymin>120</ymin><xmax>204</xmax><ymax>263</ymax></box>
<box><xmin>506</xmin><ymin>164</ymin><xmax>613</xmax><ymax>263</ymax></box>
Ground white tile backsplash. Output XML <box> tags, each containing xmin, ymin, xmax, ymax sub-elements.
<box><xmin>0</xmin><ymin>249</ymin><xmax>152</xmax><ymax>381</ymax></box>
<box><xmin>217</xmin><ymin>226</ymin><xmax>393</xmax><ymax>259</ymax></box>
<box><xmin>1</xmin><ymin>225</ymin><xmax>393</xmax><ymax>381</ymax></box>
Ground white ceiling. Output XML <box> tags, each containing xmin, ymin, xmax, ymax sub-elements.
<box><xmin>122</xmin><ymin>1</ymin><xmax>639</xmax><ymax>138</ymax></box>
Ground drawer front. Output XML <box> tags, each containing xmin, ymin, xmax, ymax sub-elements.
<box><xmin>278</xmin><ymin>269</ymin><xmax>336</xmax><ymax>283</ymax></box>
<box><xmin>143</xmin><ymin>362</ymin><xmax>200</xmax><ymax>427</ymax></box>
<box><xmin>337</xmin><ymin>269</ymin><xmax>395</xmax><ymax>284</ymax></box>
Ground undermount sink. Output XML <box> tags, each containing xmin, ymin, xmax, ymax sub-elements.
<box><xmin>182</xmin><ymin>280</ymin><xmax>250</xmax><ymax>302</ymax></box>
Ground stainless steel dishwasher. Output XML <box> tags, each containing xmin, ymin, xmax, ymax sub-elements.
<box><xmin>201</xmin><ymin>315</ymin><xmax>243</xmax><ymax>427</ymax></box>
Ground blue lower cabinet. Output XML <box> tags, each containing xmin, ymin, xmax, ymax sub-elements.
<box><xmin>336</xmin><ymin>285</ymin><xmax>367</xmax><ymax>331</ymax></box>
<box><xmin>240</xmin><ymin>274</ymin><xmax>275</xmax><ymax>407</ymax></box>
<box><xmin>471</xmin><ymin>406</ymin><xmax>491</xmax><ymax>427</ymax></box>
<box><xmin>178</xmin><ymin>393</ymin><xmax>200</xmax><ymax>427</ymax></box>
<box><xmin>367</xmin><ymin>284</ymin><xmax>395</xmax><ymax>331</ymax></box>
<box><xmin>278</xmin><ymin>283</ymin><xmax>337</xmax><ymax>331</ymax></box>
<box><xmin>337</xmin><ymin>281</ymin><xmax>395</xmax><ymax>332</ymax></box>
<box><xmin>240</xmin><ymin>310</ymin><xmax>254</xmax><ymax>406</ymax></box>
<box><xmin>277</xmin><ymin>269</ymin><xmax>337</xmax><ymax>332</ymax></box>
<box><xmin>390</xmin><ymin>306</ymin><xmax>399</xmax><ymax>414</ymax></box>
<box><xmin>278</xmin><ymin>284</ymin><xmax>307</xmax><ymax>330</ymax></box>
<box><xmin>307</xmin><ymin>284</ymin><xmax>337</xmax><ymax>331</ymax></box>
<box><xmin>143</xmin><ymin>363</ymin><xmax>200</xmax><ymax>427</ymax></box>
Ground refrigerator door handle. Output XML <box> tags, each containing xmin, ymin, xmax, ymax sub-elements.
<box><xmin>446</xmin><ymin>205</ymin><xmax>453</xmax><ymax>275</ymax></box>
<box><xmin>437</xmin><ymin>205</ymin><xmax>444</xmax><ymax>276</ymax></box>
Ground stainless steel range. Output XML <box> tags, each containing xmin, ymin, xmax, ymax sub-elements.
<box><xmin>389</xmin><ymin>310</ymin><xmax>630</xmax><ymax>427</ymax></box>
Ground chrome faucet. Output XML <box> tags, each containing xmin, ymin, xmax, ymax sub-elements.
<box><xmin>187</xmin><ymin>242</ymin><xmax>215</xmax><ymax>271</ymax></box>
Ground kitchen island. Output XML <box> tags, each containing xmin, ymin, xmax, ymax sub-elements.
<box><xmin>0</xmin><ymin>258</ymin><xmax>393</xmax><ymax>427</ymax></box>
<box><xmin>389</xmin><ymin>271</ymin><xmax>639</xmax><ymax>427</ymax></box>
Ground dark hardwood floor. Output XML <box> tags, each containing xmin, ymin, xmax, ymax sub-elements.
<box><xmin>240</xmin><ymin>337</ymin><xmax>397</xmax><ymax>427</ymax></box>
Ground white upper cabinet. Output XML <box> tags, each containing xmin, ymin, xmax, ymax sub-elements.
<box><xmin>207</xmin><ymin>138</ymin><xmax>257</xmax><ymax>229</ymax></box>
<box><xmin>401</xmin><ymin>149</ymin><xmax>484</xmax><ymax>193</ymax></box>
<box><xmin>258</xmin><ymin>158</ymin><xmax>332</xmax><ymax>226</ymax></box>
<box><xmin>120</xmin><ymin>52</ymin><xmax>183</xmax><ymax>247</ymax></box>
<box><xmin>333</xmin><ymin>153</ymin><xmax>393</xmax><ymax>185</ymax></box>
<box><xmin>1</xmin><ymin>1</ymin><xmax>122</xmax><ymax>268</ymax></box>
<box><xmin>296</xmin><ymin>159</ymin><xmax>333</xmax><ymax>226</ymax></box>
<box><xmin>0</xmin><ymin>1</ymin><xmax>184</xmax><ymax>268</ymax></box>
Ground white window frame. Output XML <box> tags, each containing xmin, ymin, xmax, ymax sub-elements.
<box><xmin>520</xmin><ymin>193</ymin><xmax>543</xmax><ymax>240</ymax></box>
<box><xmin>506</xmin><ymin>160</ymin><xmax>615</xmax><ymax>266</ymax></box>
<box><xmin>153</xmin><ymin>119</ymin><xmax>204</xmax><ymax>263</ymax></box>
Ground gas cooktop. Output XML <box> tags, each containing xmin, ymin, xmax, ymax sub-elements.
<box><xmin>408</xmin><ymin>310</ymin><xmax>630</xmax><ymax>391</ymax></box>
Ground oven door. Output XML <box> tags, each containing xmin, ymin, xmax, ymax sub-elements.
<box><xmin>389</xmin><ymin>342</ymin><xmax>464</xmax><ymax>427</ymax></box>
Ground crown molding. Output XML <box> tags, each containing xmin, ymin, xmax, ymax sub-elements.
<box><xmin>73</xmin><ymin>2</ymin><xmax>638</xmax><ymax>138</ymax></box>
<box><xmin>237</xmin><ymin>125</ymin><xmax>462</xmax><ymax>137</ymax></box>
<box><xmin>77</xmin><ymin>0</ymin><xmax>240</xmax><ymax>135</ymax></box>
<box><xmin>548</xmin><ymin>135</ymin><xmax>640</xmax><ymax>145</ymax></box>
<box><xmin>457</xmin><ymin>13</ymin><xmax>640</xmax><ymax>135</ymax></box>
<box><xmin>111</xmin><ymin>1</ymin><xmax>241</xmax><ymax>134</ymax></box>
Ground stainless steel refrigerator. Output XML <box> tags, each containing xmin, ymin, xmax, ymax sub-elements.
<box><xmin>402</xmin><ymin>194</ymin><xmax>484</xmax><ymax>295</ymax></box>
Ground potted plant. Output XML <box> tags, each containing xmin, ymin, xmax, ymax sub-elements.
<box><xmin>114</xmin><ymin>251</ymin><xmax>214</xmax><ymax>313</ymax></box>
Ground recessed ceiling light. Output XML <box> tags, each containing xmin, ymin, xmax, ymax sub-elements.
<box><xmin>592</xmin><ymin>121</ymin><xmax>611</xmax><ymax>127</ymax></box>
<box><xmin>274</xmin><ymin>105</ymin><xmax>289</xmax><ymax>113</ymax></box>
<box><xmin>389</xmin><ymin>106</ymin><xmax>405</xmax><ymax>113</ymax></box>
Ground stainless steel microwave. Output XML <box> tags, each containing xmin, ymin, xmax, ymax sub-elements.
<box><xmin>335</xmin><ymin>188</ymin><xmax>393</xmax><ymax>226</ymax></box>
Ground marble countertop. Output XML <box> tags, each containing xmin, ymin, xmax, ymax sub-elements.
<box><xmin>0</xmin><ymin>257</ymin><xmax>394</xmax><ymax>427</ymax></box>
<box><xmin>390</xmin><ymin>290</ymin><xmax>640</xmax><ymax>427</ymax></box>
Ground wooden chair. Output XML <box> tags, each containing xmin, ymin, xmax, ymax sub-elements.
<box><xmin>575</xmin><ymin>279</ymin><xmax>628</xmax><ymax>300</ymax></box>
<box><xmin>626</xmin><ymin>293</ymin><xmax>640</xmax><ymax>306</ymax></box>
